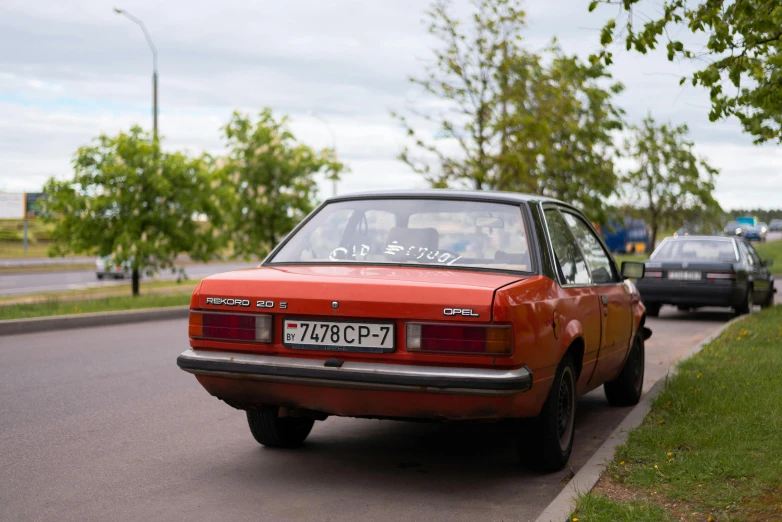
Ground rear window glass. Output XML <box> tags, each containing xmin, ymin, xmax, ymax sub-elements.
<box><xmin>269</xmin><ymin>198</ymin><xmax>532</xmax><ymax>272</ymax></box>
<box><xmin>651</xmin><ymin>239</ymin><xmax>738</xmax><ymax>262</ymax></box>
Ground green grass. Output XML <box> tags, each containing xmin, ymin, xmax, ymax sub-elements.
<box><xmin>0</xmin><ymin>241</ymin><xmax>59</xmax><ymax>258</ymax></box>
<box><xmin>573</xmin><ymin>306</ymin><xmax>782</xmax><ymax>521</ymax></box>
<box><xmin>0</xmin><ymin>262</ymin><xmax>94</xmax><ymax>274</ymax></box>
<box><xmin>0</xmin><ymin>279</ymin><xmax>198</xmax><ymax>304</ymax></box>
<box><xmin>755</xmin><ymin>240</ymin><xmax>782</xmax><ymax>274</ymax></box>
<box><xmin>0</xmin><ymin>292</ymin><xmax>191</xmax><ymax>320</ymax></box>
<box><xmin>612</xmin><ymin>253</ymin><xmax>649</xmax><ymax>267</ymax></box>
<box><xmin>573</xmin><ymin>492</ymin><xmax>670</xmax><ymax>522</ymax></box>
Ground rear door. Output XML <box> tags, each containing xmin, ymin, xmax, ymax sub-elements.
<box><xmin>561</xmin><ymin>210</ymin><xmax>634</xmax><ymax>385</ymax></box>
<box><xmin>542</xmin><ymin>207</ymin><xmax>602</xmax><ymax>394</ymax></box>
<box><xmin>741</xmin><ymin>241</ymin><xmax>772</xmax><ymax>302</ymax></box>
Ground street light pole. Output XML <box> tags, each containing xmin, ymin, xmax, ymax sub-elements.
<box><xmin>114</xmin><ymin>8</ymin><xmax>158</xmax><ymax>139</ymax></box>
<box><xmin>310</xmin><ymin>112</ymin><xmax>338</xmax><ymax>197</ymax></box>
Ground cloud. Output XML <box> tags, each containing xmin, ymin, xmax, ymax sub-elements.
<box><xmin>0</xmin><ymin>0</ymin><xmax>779</xmax><ymax>210</ymax></box>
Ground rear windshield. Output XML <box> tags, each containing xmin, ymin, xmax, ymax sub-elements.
<box><xmin>269</xmin><ymin>198</ymin><xmax>532</xmax><ymax>272</ymax></box>
<box><xmin>651</xmin><ymin>239</ymin><xmax>738</xmax><ymax>262</ymax></box>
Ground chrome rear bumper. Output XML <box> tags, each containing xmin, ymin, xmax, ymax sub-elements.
<box><xmin>177</xmin><ymin>349</ymin><xmax>532</xmax><ymax>396</ymax></box>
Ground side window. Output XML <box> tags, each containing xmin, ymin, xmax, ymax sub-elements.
<box><xmin>745</xmin><ymin>243</ymin><xmax>763</xmax><ymax>267</ymax></box>
<box><xmin>544</xmin><ymin>208</ymin><xmax>591</xmax><ymax>285</ymax></box>
<box><xmin>739</xmin><ymin>242</ymin><xmax>754</xmax><ymax>266</ymax></box>
<box><xmin>562</xmin><ymin>212</ymin><xmax>617</xmax><ymax>283</ymax></box>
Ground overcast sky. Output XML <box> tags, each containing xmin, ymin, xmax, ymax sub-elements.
<box><xmin>1</xmin><ymin>0</ymin><xmax>780</xmax><ymax>210</ymax></box>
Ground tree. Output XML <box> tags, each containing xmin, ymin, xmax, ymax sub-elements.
<box><xmin>589</xmin><ymin>0</ymin><xmax>782</xmax><ymax>144</ymax></box>
<box><xmin>622</xmin><ymin>114</ymin><xmax>721</xmax><ymax>247</ymax></box>
<box><xmin>220</xmin><ymin>109</ymin><xmax>344</xmax><ymax>259</ymax></box>
<box><xmin>394</xmin><ymin>0</ymin><xmax>624</xmax><ymax>220</ymax></box>
<box><xmin>496</xmin><ymin>47</ymin><xmax>625</xmax><ymax>219</ymax></box>
<box><xmin>43</xmin><ymin>127</ymin><xmax>223</xmax><ymax>296</ymax></box>
<box><xmin>394</xmin><ymin>0</ymin><xmax>527</xmax><ymax>191</ymax></box>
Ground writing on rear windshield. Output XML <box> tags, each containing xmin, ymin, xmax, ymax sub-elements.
<box><xmin>328</xmin><ymin>244</ymin><xmax>371</xmax><ymax>261</ymax></box>
<box><xmin>383</xmin><ymin>242</ymin><xmax>463</xmax><ymax>265</ymax></box>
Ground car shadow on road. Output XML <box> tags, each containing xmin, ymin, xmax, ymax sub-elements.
<box><xmin>656</xmin><ymin>307</ymin><xmax>736</xmax><ymax>322</ymax></box>
<box><xmin>192</xmin><ymin>392</ymin><xmax>626</xmax><ymax>504</ymax></box>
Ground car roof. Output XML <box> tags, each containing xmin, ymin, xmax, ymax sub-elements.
<box><xmin>326</xmin><ymin>188</ymin><xmax>566</xmax><ymax>206</ymax></box>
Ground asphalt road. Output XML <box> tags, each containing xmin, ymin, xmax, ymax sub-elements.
<box><xmin>0</xmin><ymin>262</ymin><xmax>258</xmax><ymax>297</ymax></box>
<box><xmin>0</xmin><ymin>307</ymin><xmax>738</xmax><ymax>522</ymax></box>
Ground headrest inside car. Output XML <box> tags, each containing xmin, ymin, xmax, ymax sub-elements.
<box><xmin>494</xmin><ymin>250</ymin><xmax>529</xmax><ymax>267</ymax></box>
<box><xmin>384</xmin><ymin>227</ymin><xmax>439</xmax><ymax>260</ymax></box>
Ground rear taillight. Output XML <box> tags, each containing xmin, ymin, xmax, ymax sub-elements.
<box><xmin>644</xmin><ymin>271</ymin><xmax>663</xmax><ymax>278</ymax></box>
<box><xmin>406</xmin><ymin>323</ymin><xmax>512</xmax><ymax>355</ymax></box>
<box><xmin>706</xmin><ymin>272</ymin><xmax>736</xmax><ymax>280</ymax></box>
<box><xmin>189</xmin><ymin>311</ymin><xmax>272</xmax><ymax>342</ymax></box>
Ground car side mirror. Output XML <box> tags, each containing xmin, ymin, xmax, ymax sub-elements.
<box><xmin>764</xmin><ymin>259</ymin><xmax>774</xmax><ymax>267</ymax></box>
<box><xmin>621</xmin><ymin>261</ymin><xmax>645</xmax><ymax>279</ymax></box>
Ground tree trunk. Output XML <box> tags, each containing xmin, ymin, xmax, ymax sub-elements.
<box><xmin>649</xmin><ymin>225</ymin><xmax>658</xmax><ymax>252</ymax></box>
<box><xmin>132</xmin><ymin>268</ymin><xmax>140</xmax><ymax>296</ymax></box>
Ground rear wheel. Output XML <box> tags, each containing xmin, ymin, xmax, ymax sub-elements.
<box><xmin>645</xmin><ymin>303</ymin><xmax>660</xmax><ymax>317</ymax></box>
<box><xmin>517</xmin><ymin>354</ymin><xmax>576</xmax><ymax>472</ymax></box>
<box><xmin>247</xmin><ymin>407</ymin><xmax>314</xmax><ymax>448</ymax></box>
<box><xmin>96</xmin><ymin>274</ymin><xmax>104</xmax><ymax>280</ymax></box>
<box><xmin>760</xmin><ymin>284</ymin><xmax>774</xmax><ymax>308</ymax></box>
<box><xmin>735</xmin><ymin>287</ymin><xmax>753</xmax><ymax>316</ymax></box>
<box><xmin>604</xmin><ymin>333</ymin><xmax>645</xmax><ymax>407</ymax></box>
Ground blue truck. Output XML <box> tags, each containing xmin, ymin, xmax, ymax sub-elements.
<box><xmin>600</xmin><ymin>218</ymin><xmax>651</xmax><ymax>254</ymax></box>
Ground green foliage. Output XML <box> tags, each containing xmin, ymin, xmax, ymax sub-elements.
<box><xmin>622</xmin><ymin>114</ymin><xmax>721</xmax><ymax>247</ymax></box>
<box><xmin>219</xmin><ymin>109</ymin><xmax>345</xmax><ymax>260</ymax></box>
<box><xmin>590</xmin><ymin>0</ymin><xmax>782</xmax><ymax>143</ymax></box>
<box><xmin>496</xmin><ymin>46</ymin><xmax>625</xmax><ymax>220</ymax></box>
<box><xmin>42</xmin><ymin>126</ymin><xmax>224</xmax><ymax>294</ymax></box>
<box><xmin>394</xmin><ymin>0</ymin><xmax>624</xmax><ymax>220</ymax></box>
<box><xmin>727</xmin><ymin>208</ymin><xmax>782</xmax><ymax>224</ymax></box>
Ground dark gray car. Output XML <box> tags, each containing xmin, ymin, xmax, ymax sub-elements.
<box><xmin>635</xmin><ymin>236</ymin><xmax>775</xmax><ymax>316</ymax></box>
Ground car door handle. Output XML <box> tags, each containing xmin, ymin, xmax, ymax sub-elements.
<box><xmin>601</xmin><ymin>295</ymin><xmax>609</xmax><ymax>305</ymax></box>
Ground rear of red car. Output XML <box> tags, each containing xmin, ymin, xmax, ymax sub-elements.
<box><xmin>178</xmin><ymin>264</ymin><xmax>550</xmax><ymax>421</ymax></box>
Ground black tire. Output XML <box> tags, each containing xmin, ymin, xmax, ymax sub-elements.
<box><xmin>604</xmin><ymin>333</ymin><xmax>645</xmax><ymax>407</ymax></box>
<box><xmin>517</xmin><ymin>354</ymin><xmax>577</xmax><ymax>472</ymax></box>
<box><xmin>247</xmin><ymin>407</ymin><xmax>314</xmax><ymax>448</ymax></box>
<box><xmin>645</xmin><ymin>303</ymin><xmax>660</xmax><ymax>317</ymax></box>
<box><xmin>735</xmin><ymin>287</ymin><xmax>753</xmax><ymax>316</ymax></box>
<box><xmin>761</xmin><ymin>284</ymin><xmax>775</xmax><ymax>309</ymax></box>
<box><xmin>96</xmin><ymin>274</ymin><xmax>104</xmax><ymax>280</ymax></box>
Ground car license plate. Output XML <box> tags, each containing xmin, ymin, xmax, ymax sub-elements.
<box><xmin>668</xmin><ymin>270</ymin><xmax>701</xmax><ymax>281</ymax></box>
<box><xmin>283</xmin><ymin>320</ymin><xmax>395</xmax><ymax>353</ymax></box>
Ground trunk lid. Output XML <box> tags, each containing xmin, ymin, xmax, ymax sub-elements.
<box><xmin>196</xmin><ymin>265</ymin><xmax>526</xmax><ymax>322</ymax></box>
<box><xmin>644</xmin><ymin>260</ymin><xmax>736</xmax><ymax>280</ymax></box>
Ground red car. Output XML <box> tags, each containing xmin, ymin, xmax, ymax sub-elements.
<box><xmin>178</xmin><ymin>191</ymin><xmax>650</xmax><ymax>471</ymax></box>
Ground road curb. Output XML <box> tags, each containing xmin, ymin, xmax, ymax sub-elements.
<box><xmin>0</xmin><ymin>306</ymin><xmax>190</xmax><ymax>336</ymax></box>
<box><xmin>534</xmin><ymin>313</ymin><xmax>750</xmax><ymax>522</ymax></box>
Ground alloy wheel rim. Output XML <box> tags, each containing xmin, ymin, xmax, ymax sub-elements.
<box><xmin>557</xmin><ymin>367</ymin><xmax>575</xmax><ymax>451</ymax></box>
